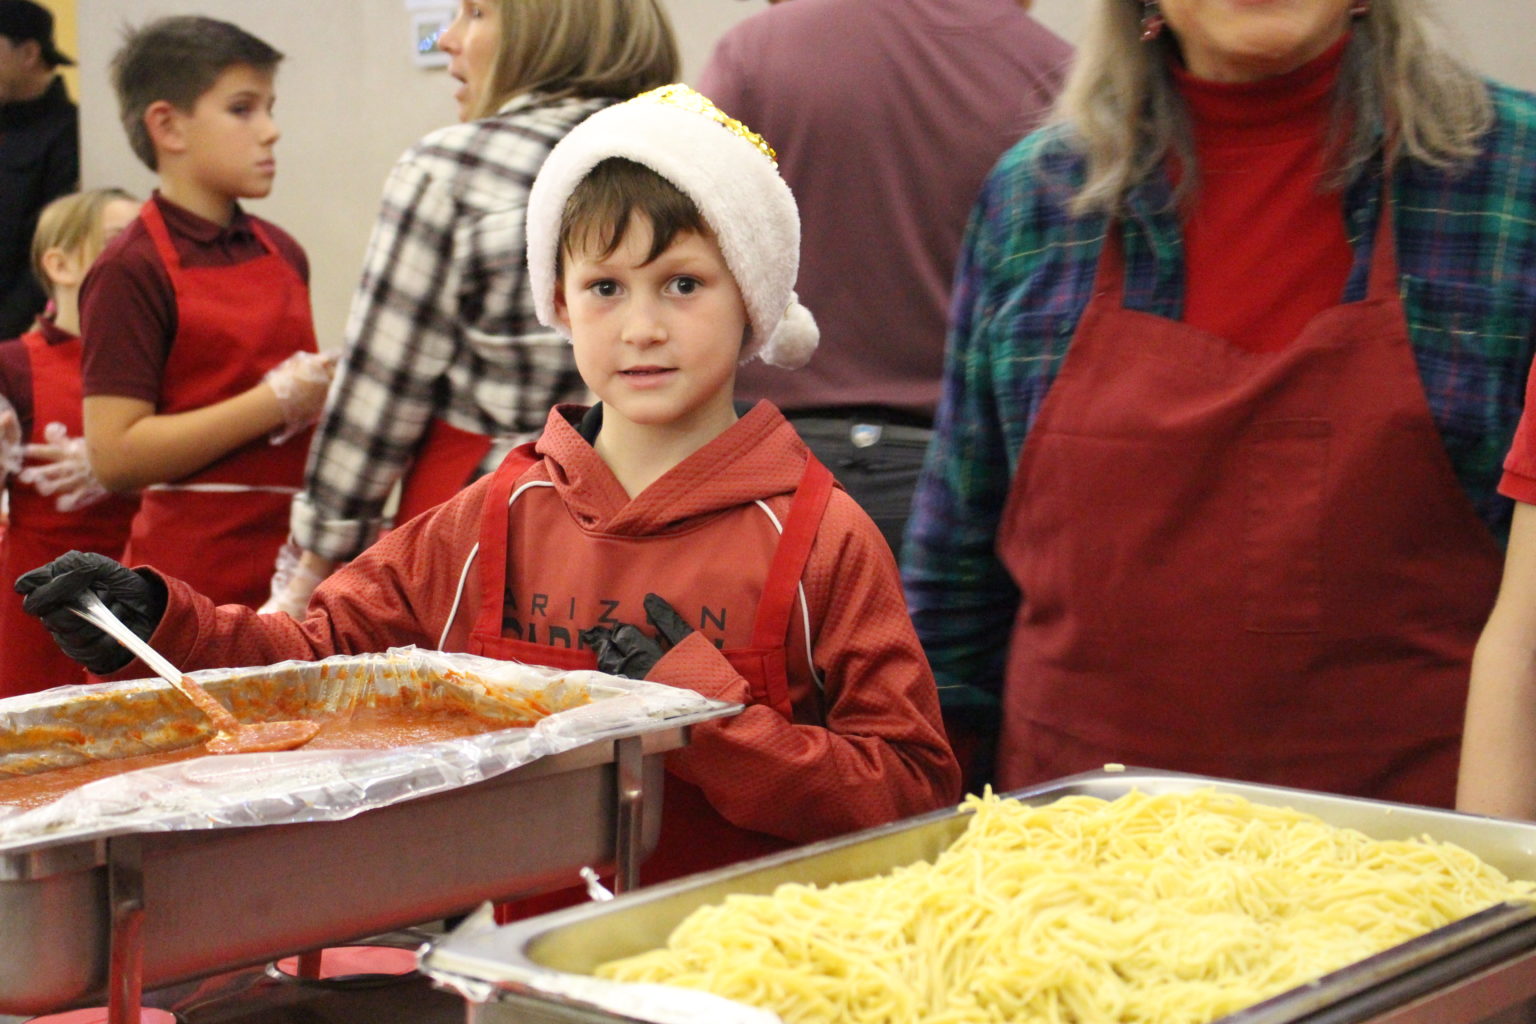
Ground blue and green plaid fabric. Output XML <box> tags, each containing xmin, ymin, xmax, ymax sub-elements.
<box><xmin>903</xmin><ymin>82</ymin><xmax>1536</xmax><ymax>711</ymax></box>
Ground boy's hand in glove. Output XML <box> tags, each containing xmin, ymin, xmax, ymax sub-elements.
<box><xmin>579</xmin><ymin>593</ymin><xmax>694</xmax><ymax>679</ymax></box>
<box><xmin>18</xmin><ymin>422</ymin><xmax>112</xmax><ymax>511</ymax></box>
<box><xmin>14</xmin><ymin>551</ymin><xmax>168</xmax><ymax>674</ymax></box>
<box><xmin>263</xmin><ymin>350</ymin><xmax>337</xmax><ymax>444</ymax></box>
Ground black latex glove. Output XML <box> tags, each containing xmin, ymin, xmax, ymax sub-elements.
<box><xmin>579</xmin><ymin>593</ymin><xmax>695</xmax><ymax>679</ymax></box>
<box><xmin>15</xmin><ymin>550</ymin><xmax>168</xmax><ymax>675</ymax></box>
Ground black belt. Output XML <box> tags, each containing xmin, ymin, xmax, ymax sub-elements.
<box><xmin>784</xmin><ymin>409</ymin><xmax>934</xmax><ymax>448</ymax></box>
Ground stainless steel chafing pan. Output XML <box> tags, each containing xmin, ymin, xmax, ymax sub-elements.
<box><xmin>0</xmin><ymin>651</ymin><xmax>740</xmax><ymax>1017</ymax></box>
<box><xmin>422</xmin><ymin>768</ymin><xmax>1536</xmax><ymax>1024</ymax></box>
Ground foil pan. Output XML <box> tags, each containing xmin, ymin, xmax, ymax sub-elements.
<box><xmin>0</xmin><ymin>647</ymin><xmax>740</xmax><ymax>1015</ymax></box>
<box><xmin>0</xmin><ymin>645</ymin><xmax>731</xmax><ymax>852</ymax></box>
<box><xmin>421</xmin><ymin>768</ymin><xmax>1536</xmax><ymax>1024</ymax></box>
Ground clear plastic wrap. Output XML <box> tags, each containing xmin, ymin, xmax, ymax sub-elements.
<box><xmin>0</xmin><ymin>646</ymin><xmax>736</xmax><ymax>848</ymax></box>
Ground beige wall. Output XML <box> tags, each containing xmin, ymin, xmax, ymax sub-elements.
<box><xmin>1026</xmin><ymin>0</ymin><xmax>1536</xmax><ymax>92</ymax></box>
<box><xmin>76</xmin><ymin>0</ymin><xmax>1536</xmax><ymax>349</ymax></box>
<box><xmin>76</xmin><ymin>0</ymin><xmax>769</xmax><ymax>346</ymax></box>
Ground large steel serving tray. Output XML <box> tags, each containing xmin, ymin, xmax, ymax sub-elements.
<box><xmin>0</xmin><ymin>654</ymin><xmax>739</xmax><ymax>1018</ymax></box>
<box><xmin>422</xmin><ymin>768</ymin><xmax>1536</xmax><ymax>1024</ymax></box>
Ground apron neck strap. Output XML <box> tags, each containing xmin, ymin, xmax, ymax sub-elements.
<box><xmin>750</xmin><ymin>454</ymin><xmax>835</xmax><ymax>649</ymax></box>
<box><xmin>1363</xmin><ymin>187</ymin><xmax>1401</xmax><ymax>302</ymax></box>
<box><xmin>472</xmin><ymin>443</ymin><xmax>541</xmax><ymax>637</ymax></box>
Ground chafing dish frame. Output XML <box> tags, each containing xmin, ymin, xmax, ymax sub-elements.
<box><xmin>421</xmin><ymin>767</ymin><xmax>1536</xmax><ymax>1024</ymax></box>
<box><xmin>0</xmin><ymin>710</ymin><xmax>734</xmax><ymax>1021</ymax></box>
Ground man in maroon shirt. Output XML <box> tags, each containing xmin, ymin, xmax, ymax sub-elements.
<box><xmin>699</xmin><ymin>0</ymin><xmax>1071</xmax><ymax>552</ymax></box>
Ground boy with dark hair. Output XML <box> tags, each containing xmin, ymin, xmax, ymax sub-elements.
<box><xmin>20</xmin><ymin>86</ymin><xmax>959</xmax><ymax>888</ymax></box>
<box><xmin>110</xmin><ymin>14</ymin><xmax>284</xmax><ymax>171</ymax></box>
<box><xmin>77</xmin><ymin>16</ymin><xmax>334</xmax><ymax>609</ymax></box>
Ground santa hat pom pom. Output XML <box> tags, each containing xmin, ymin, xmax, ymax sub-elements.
<box><xmin>756</xmin><ymin>298</ymin><xmax>819</xmax><ymax>369</ymax></box>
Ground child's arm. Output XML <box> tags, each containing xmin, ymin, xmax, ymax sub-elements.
<box><xmin>85</xmin><ymin>390</ymin><xmax>284</xmax><ymax>491</ymax></box>
<box><xmin>84</xmin><ymin>351</ymin><xmax>333</xmax><ymax>491</ymax></box>
<box><xmin>1459</xmin><ymin>499</ymin><xmax>1536</xmax><ymax>819</ymax></box>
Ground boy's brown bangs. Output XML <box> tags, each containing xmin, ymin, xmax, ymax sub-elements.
<box><xmin>558</xmin><ymin>158</ymin><xmax>710</xmax><ymax>269</ymax></box>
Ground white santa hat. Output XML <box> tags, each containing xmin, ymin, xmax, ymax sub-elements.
<box><xmin>526</xmin><ymin>84</ymin><xmax>819</xmax><ymax>369</ymax></box>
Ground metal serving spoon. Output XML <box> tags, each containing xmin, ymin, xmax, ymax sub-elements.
<box><xmin>71</xmin><ymin>591</ymin><xmax>320</xmax><ymax>754</ymax></box>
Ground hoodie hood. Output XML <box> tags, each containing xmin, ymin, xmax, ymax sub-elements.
<box><xmin>533</xmin><ymin>400</ymin><xmax>812</xmax><ymax>536</ymax></box>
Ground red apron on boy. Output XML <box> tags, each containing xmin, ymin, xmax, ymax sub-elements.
<box><xmin>121</xmin><ymin>200</ymin><xmax>318</xmax><ymax>609</ymax></box>
<box><xmin>465</xmin><ymin>443</ymin><xmax>834</xmax><ymax>918</ymax></box>
<box><xmin>992</xmin><ymin>203</ymin><xmax>1501</xmax><ymax>808</ymax></box>
<box><xmin>0</xmin><ymin>328</ymin><xmax>140</xmax><ymax>696</ymax></box>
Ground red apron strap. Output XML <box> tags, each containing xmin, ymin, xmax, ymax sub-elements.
<box><xmin>137</xmin><ymin>200</ymin><xmax>179</xmax><ymax>270</ymax></box>
<box><xmin>750</xmin><ymin>454</ymin><xmax>834</xmax><ymax>650</ymax></box>
<box><xmin>139</xmin><ymin>199</ymin><xmax>278</xmax><ymax>268</ymax></box>
<box><xmin>1365</xmin><ymin>189</ymin><xmax>1401</xmax><ymax>300</ymax></box>
<box><xmin>244</xmin><ymin>216</ymin><xmax>281</xmax><ymax>257</ymax></box>
<box><xmin>470</xmin><ymin>443</ymin><xmax>541</xmax><ymax>639</ymax></box>
<box><xmin>1094</xmin><ymin>224</ymin><xmax>1128</xmax><ymax>303</ymax></box>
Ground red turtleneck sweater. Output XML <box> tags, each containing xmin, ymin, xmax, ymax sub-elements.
<box><xmin>1174</xmin><ymin>37</ymin><xmax>1352</xmax><ymax>353</ymax></box>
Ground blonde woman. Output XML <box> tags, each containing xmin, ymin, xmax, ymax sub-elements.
<box><xmin>903</xmin><ymin>0</ymin><xmax>1536</xmax><ymax>807</ymax></box>
<box><xmin>264</xmin><ymin>0</ymin><xmax>679</xmax><ymax>615</ymax></box>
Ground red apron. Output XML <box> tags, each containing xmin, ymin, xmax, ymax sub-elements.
<box><xmin>393</xmin><ymin>418</ymin><xmax>494</xmax><ymax>525</ymax></box>
<box><xmin>993</xmin><ymin>204</ymin><xmax>1502</xmax><ymax>808</ymax></box>
<box><xmin>0</xmin><ymin>330</ymin><xmax>139</xmax><ymax>696</ymax></box>
<box><xmin>121</xmin><ymin>201</ymin><xmax>318</xmax><ymax>608</ymax></box>
<box><xmin>466</xmin><ymin>443</ymin><xmax>833</xmax><ymax>916</ymax></box>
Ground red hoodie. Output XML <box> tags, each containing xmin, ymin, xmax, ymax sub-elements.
<box><xmin>147</xmin><ymin>401</ymin><xmax>960</xmax><ymax>855</ymax></box>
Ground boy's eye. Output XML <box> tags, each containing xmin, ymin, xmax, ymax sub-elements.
<box><xmin>668</xmin><ymin>276</ymin><xmax>701</xmax><ymax>296</ymax></box>
<box><xmin>589</xmin><ymin>280</ymin><xmax>620</xmax><ymax>298</ymax></box>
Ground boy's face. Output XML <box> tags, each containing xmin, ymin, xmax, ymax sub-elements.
<box><xmin>557</xmin><ymin>216</ymin><xmax>748</xmax><ymax>439</ymax></box>
<box><xmin>173</xmin><ymin>63</ymin><xmax>280</xmax><ymax>201</ymax></box>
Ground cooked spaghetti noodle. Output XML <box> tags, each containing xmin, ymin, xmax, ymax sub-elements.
<box><xmin>596</xmin><ymin>790</ymin><xmax>1536</xmax><ymax>1024</ymax></box>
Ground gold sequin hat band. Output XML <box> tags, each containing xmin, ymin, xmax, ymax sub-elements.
<box><xmin>633</xmin><ymin>83</ymin><xmax>778</xmax><ymax>165</ymax></box>
<box><xmin>525</xmin><ymin>83</ymin><xmax>819</xmax><ymax>370</ymax></box>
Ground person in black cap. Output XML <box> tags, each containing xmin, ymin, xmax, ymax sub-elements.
<box><xmin>0</xmin><ymin>0</ymin><xmax>78</xmax><ymax>339</ymax></box>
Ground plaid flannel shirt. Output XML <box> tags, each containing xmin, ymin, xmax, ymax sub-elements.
<box><xmin>904</xmin><ymin>82</ymin><xmax>1536</xmax><ymax>711</ymax></box>
<box><xmin>291</xmin><ymin>92</ymin><xmax>610</xmax><ymax>561</ymax></box>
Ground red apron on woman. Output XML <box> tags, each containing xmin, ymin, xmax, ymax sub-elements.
<box><xmin>994</xmin><ymin>204</ymin><xmax>1502</xmax><ymax>808</ymax></box>
<box><xmin>121</xmin><ymin>201</ymin><xmax>319</xmax><ymax>608</ymax></box>
<box><xmin>392</xmin><ymin>418</ymin><xmax>494</xmax><ymax>525</ymax></box>
<box><xmin>0</xmin><ymin>329</ymin><xmax>139</xmax><ymax>696</ymax></box>
<box><xmin>463</xmin><ymin>443</ymin><xmax>834</xmax><ymax>916</ymax></box>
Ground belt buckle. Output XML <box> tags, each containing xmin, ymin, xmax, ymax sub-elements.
<box><xmin>850</xmin><ymin>422</ymin><xmax>882</xmax><ymax>448</ymax></box>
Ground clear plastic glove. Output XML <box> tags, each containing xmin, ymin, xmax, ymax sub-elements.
<box><xmin>18</xmin><ymin>422</ymin><xmax>111</xmax><ymax>512</ymax></box>
<box><xmin>258</xmin><ymin>540</ymin><xmax>328</xmax><ymax>618</ymax></box>
<box><xmin>263</xmin><ymin>350</ymin><xmax>337</xmax><ymax>445</ymax></box>
<box><xmin>0</xmin><ymin>397</ymin><xmax>20</xmax><ymax>479</ymax></box>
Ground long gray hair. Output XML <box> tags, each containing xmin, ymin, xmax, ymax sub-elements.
<box><xmin>1055</xmin><ymin>0</ymin><xmax>1493</xmax><ymax>216</ymax></box>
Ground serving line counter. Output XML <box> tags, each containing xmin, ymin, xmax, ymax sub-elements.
<box><xmin>423</xmin><ymin>768</ymin><xmax>1536</xmax><ymax>1024</ymax></box>
<box><xmin>0</xmin><ymin>648</ymin><xmax>740</xmax><ymax>1022</ymax></box>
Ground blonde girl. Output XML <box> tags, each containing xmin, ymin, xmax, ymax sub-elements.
<box><xmin>0</xmin><ymin>187</ymin><xmax>141</xmax><ymax>695</ymax></box>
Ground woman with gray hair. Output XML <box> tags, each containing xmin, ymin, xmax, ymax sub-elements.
<box><xmin>903</xmin><ymin>0</ymin><xmax>1536</xmax><ymax>807</ymax></box>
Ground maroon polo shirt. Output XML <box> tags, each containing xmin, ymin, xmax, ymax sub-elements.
<box><xmin>79</xmin><ymin>192</ymin><xmax>309</xmax><ymax>405</ymax></box>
